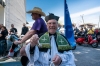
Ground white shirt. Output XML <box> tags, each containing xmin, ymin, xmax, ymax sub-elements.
<box><xmin>25</xmin><ymin>35</ymin><xmax>76</xmax><ymax>66</ymax></box>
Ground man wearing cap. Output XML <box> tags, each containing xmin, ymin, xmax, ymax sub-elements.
<box><xmin>24</xmin><ymin>13</ymin><xmax>76</xmax><ymax>66</ymax></box>
<box><xmin>8</xmin><ymin>7</ymin><xmax>48</xmax><ymax>57</ymax></box>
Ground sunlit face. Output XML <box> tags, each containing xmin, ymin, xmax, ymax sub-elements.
<box><xmin>47</xmin><ymin>19</ymin><xmax>58</xmax><ymax>34</ymax></box>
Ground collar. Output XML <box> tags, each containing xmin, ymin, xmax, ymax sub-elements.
<box><xmin>49</xmin><ymin>33</ymin><xmax>56</xmax><ymax>36</ymax></box>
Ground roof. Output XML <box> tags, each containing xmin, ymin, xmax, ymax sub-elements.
<box><xmin>79</xmin><ymin>23</ymin><xmax>96</xmax><ymax>27</ymax></box>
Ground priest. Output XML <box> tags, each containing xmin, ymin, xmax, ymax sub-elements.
<box><xmin>24</xmin><ymin>13</ymin><xmax>76</xmax><ymax>66</ymax></box>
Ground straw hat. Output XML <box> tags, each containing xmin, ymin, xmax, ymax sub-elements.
<box><xmin>27</xmin><ymin>7</ymin><xmax>46</xmax><ymax>16</ymax></box>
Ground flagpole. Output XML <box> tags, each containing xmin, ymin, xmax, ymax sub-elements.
<box><xmin>64</xmin><ymin>0</ymin><xmax>66</xmax><ymax>36</ymax></box>
<box><xmin>64</xmin><ymin>0</ymin><xmax>76</xmax><ymax>49</ymax></box>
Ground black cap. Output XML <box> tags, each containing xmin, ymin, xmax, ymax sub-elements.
<box><xmin>45</xmin><ymin>13</ymin><xmax>59</xmax><ymax>22</ymax></box>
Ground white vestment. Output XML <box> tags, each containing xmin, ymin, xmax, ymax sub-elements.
<box><xmin>25</xmin><ymin>35</ymin><xmax>76</xmax><ymax>66</ymax></box>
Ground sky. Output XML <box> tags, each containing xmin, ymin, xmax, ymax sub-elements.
<box><xmin>26</xmin><ymin>0</ymin><xmax>100</xmax><ymax>28</ymax></box>
<box><xmin>67</xmin><ymin>0</ymin><xmax>100</xmax><ymax>28</ymax></box>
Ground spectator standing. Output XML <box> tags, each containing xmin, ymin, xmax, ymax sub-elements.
<box><xmin>21</xmin><ymin>23</ymin><xmax>29</xmax><ymax>35</ymax></box>
<box><xmin>10</xmin><ymin>24</ymin><xmax>17</xmax><ymax>35</ymax></box>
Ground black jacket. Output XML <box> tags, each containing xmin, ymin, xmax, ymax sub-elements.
<box><xmin>21</xmin><ymin>26</ymin><xmax>29</xmax><ymax>35</ymax></box>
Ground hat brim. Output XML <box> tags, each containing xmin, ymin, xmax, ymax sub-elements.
<box><xmin>27</xmin><ymin>10</ymin><xmax>46</xmax><ymax>16</ymax></box>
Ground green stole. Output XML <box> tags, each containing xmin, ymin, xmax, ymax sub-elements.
<box><xmin>38</xmin><ymin>32</ymin><xmax>72</xmax><ymax>51</ymax></box>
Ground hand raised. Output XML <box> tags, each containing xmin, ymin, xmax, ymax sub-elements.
<box><xmin>52</xmin><ymin>55</ymin><xmax>62</xmax><ymax>66</ymax></box>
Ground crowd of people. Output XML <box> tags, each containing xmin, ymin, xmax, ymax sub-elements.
<box><xmin>73</xmin><ymin>26</ymin><xmax>100</xmax><ymax>42</ymax></box>
<box><xmin>0</xmin><ymin>23</ymin><xmax>29</xmax><ymax>56</ymax></box>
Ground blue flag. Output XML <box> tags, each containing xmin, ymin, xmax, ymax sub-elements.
<box><xmin>64</xmin><ymin>0</ymin><xmax>76</xmax><ymax>48</ymax></box>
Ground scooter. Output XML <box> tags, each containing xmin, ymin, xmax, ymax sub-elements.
<box><xmin>76</xmin><ymin>36</ymin><xmax>85</xmax><ymax>45</ymax></box>
<box><xmin>96</xmin><ymin>35</ymin><xmax>100</xmax><ymax>44</ymax></box>
<box><xmin>76</xmin><ymin>32</ymin><xmax>85</xmax><ymax>45</ymax></box>
<box><xmin>86</xmin><ymin>35</ymin><xmax>98</xmax><ymax>48</ymax></box>
<box><xmin>93</xmin><ymin>35</ymin><xmax>100</xmax><ymax>45</ymax></box>
<box><xmin>76</xmin><ymin>34</ymin><xmax>98</xmax><ymax>48</ymax></box>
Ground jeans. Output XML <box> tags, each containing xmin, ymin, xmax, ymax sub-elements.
<box><xmin>0</xmin><ymin>40</ymin><xmax>7</xmax><ymax>55</ymax></box>
<box><xmin>7</xmin><ymin>34</ymin><xmax>19</xmax><ymax>51</ymax></box>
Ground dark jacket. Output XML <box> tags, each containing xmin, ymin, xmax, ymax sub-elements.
<box><xmin>0</xmin><ymin>30</ymin><xmax>8</xmax><ymax>40</ymax></box>
<box><xmin>21</xmin><ymin>26</ymin><xmax>29</xmax><ymax>35</ymax></box>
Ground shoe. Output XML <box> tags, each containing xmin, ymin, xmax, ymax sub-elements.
<box><xmin>7</xmin><ymin>52</ymin><xmax>14</xmax><ymax>57</ymax></box>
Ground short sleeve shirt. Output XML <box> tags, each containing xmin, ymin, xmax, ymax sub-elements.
<box><xmin>31</xmin><ymin>18</ymin><xmax>47</xmax><ymax>35</ymax></box>
<box><xmin>10</xmin><ymin>28</ymin><xmax>17</xmax><ymax>34</ymax></box>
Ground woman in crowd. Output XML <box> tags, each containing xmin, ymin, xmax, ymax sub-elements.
<box><xmin>0</xmin><ymin>26</ymin><xmax>8</xmax><ymax>56</ymax></box>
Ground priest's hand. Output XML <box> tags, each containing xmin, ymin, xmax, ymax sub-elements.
<box><xmin>52</xmin><ymin>55</ymin><xmax>62</xmax><ymax>65</ymax></box>
<box><xmin>30</xmin><ymin>34</ymin><xmax>39</xmax><ymax>47</ymax></box>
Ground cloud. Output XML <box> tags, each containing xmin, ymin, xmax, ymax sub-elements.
<box><xmin>71</xmin><ymin>6</ymin><xmax>100</xmax><ymax>18</ymax></box>
<box><xmin>72</xmin><ymin>14</ymin><xmax>99</xmax><ymax>23</ymax></box>
<box><xmin>70</xmin><ymin>6</ymin><xmax>100</xmax><ymax>28</ymax></box>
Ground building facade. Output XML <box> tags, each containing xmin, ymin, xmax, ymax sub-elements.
<box><xmin>0</xmin><ymin>0</ymin><xmax>26</xmax><ymax>34</ymax></box>
<box><xmin>0</xmin><ymin>0</ymin><xmax>5</xmax><ymax>25</ymax></box>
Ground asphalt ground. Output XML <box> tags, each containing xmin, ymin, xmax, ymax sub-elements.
<box><xmin>73</xmin><ymin>44</ymin><xmax>100</xmax><ymax>66</ymax></box>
